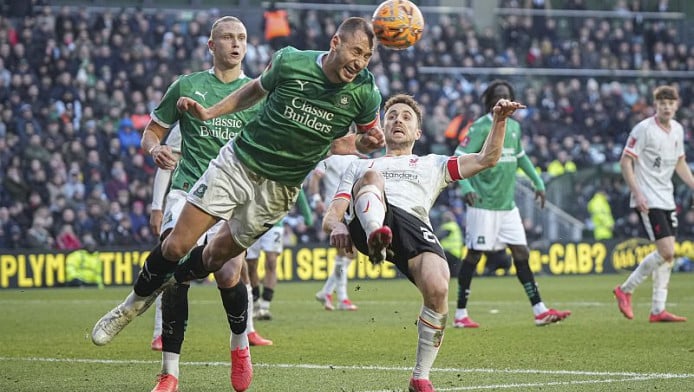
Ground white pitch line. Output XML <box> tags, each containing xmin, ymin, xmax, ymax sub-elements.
<box><xmin>0</xmin><ymin>299</ymin><xmax>665</xmax><ymax>308</ymax></box>
<box><xmin>1</xmin><ymin>356</ymin><xmax>692</xmax><ymax>380</ymax></box>
<box><xmin>365</xmin><ymin>375</ymin><xmax>692</xmax><ymax>392</ymax></box>
<box><xmin>2</xmin><ymin>357</ymin><xmax>693</xmax><ymax>392</ymax></box>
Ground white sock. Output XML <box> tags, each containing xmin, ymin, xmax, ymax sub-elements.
<box><xmin>532</xmin><ymin>302</ymin><xmax>549</xmax><ymax>316</ymax></box>
<box><xmin>336</xmin><ymin>256</ymin><xmax>351</xmax><ymax>301</ymax></box>
<box><xmin>652</xmin><ymin>261</ymin><xmax>672</xmax><ymax>315</ymax></box>
<box><xmin>354</xmin><ymin>186</ymin><xmax>386</xmax><ymax>237</ymax></box>
<box><xmin>622</xmin><ymin>251</ymin><xmax>664</xmax><ymax>293</ymax></box>
<box><xmin>413</xmin><ymin>306</ymin><xmax>446</xmax><ymax>380</ymax></box>
<box><xmin>454</xmin><ymin>308</ymin><xmax>468</xmax><ymax>319</ymax></box>
<box><xmin>161</xmin><ymin>351</ymin><xmax>180</xmax><ymax>378</ymax></box>
<box><xmin>245</xmin><ymin>284</ymin><xmax>255</xmax><ymax>333</ymax></box>
<box><xmin>230</xmin><ymin>332</ymin><xmax>249</xmax><ymax>351</ymax></box>
<box><xmin>259</xmin><ymin>299</ymin><xmax>271</xmax><ymax>311</ymax></box>
<box><xmin>153</xmin><ymin>294</ymin><xmax>163</xmax><ymax>338</ymax></box>
<box><xmin>321</xmin><ymin>256</ymin><xmax>340</xmax><ymax>295</ymax></box>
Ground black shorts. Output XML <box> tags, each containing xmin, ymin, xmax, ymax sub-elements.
<box><xmin>348</xmin><ymin>203</ymin><xmax>445</xmax><ymax>282</ymax></box>
<box><xmin>636</xmin><ymin>208</ymin><xmax>677</xmax><ymax>241</ymax></box>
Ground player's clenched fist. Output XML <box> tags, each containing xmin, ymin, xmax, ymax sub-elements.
<box><xmin>356</xmin><ymin>126</ymin><xmax>385</xmax><ymax>153</ymax></box>
<box><xmin>492</xmin><ymin>98</ymin><xmax>525</xmax><ymax>120</ymax></box>
<box><xmin>177</xmin><ymin>97</ymin><xmax>211</xmax><ymax>120</ymax></box>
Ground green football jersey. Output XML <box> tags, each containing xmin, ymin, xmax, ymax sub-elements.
<box><xmin>455</xmin><ymin>114</ymin><xmax>524</xmax><ymax>211</ymax></box>
<box><xmin>233</xmin><ymin>47</ymin><xmax>381</xmax><ymax>186</ymax></box>
<box><xmin>152</xmin><ymin>69</ymin><xmax>260</xmax><ymax>192</ymax></box>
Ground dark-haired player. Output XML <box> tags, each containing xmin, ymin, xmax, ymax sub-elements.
<box><xmin>453</xmin><ymin>80</ymin><xmax>571</xmax><ymax>328</ymax></box>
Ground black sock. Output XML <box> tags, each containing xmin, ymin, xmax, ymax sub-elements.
<box><xmin>251</xmin><ymin>286</ymin><xmax>260</xmax><ymax>302</ymax></box>
<box><xmin>134</xmin><ymin>243</ymin><xmax>179</xmax><ymax>297</ymax></box>
<box><xmin>515</xmin><ymin>259</ymin><xmax>542</xmax><ymax>305</ymax></box>
<box><xmin>261</xmin><ymin>287</ymin><xmax>274</xmax><ymax>302</ymax></box>
<box><xmin>173</xmin><ymin>245</ymin><xmax>209</xmax><ymax>283</ymax></box>
<box><xmin>456</xmin><ymin>261</ymin><xmax>476</xmax><ymax>309</ymax></box>
<box><xmin>219</xmin><ymin>283</ymin><xmax>248</xmax><ymax>335</ymax></box>
<box><xmin>161</xmin><ymin>283</ymin><xmax>189</xmax><ymax>354</ymax></box>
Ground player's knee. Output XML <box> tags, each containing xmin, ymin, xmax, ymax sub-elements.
<box><xmin>659</xmin><ymin>249</ymin><xmax>675</xmax><ymax>262</ymax></box>
<box><xmin>162</xmin><ymin>237</ymin><xmax>191</xmax><ymax>260</ymax></box>
<box><xmin>361</xmin><ymin>169</ymin><xmax>384</xmax><ymax>186</ymax></box>
<box><xmin>463</xmin><ymin>249</ymin><xmax>482</xmax><ymax>265</ymax></box>
<box><xmin>510</xmin><ymin>245</ymin><xmax>529</xmax><ymax>261</ymax></box>
<box><xmin>205</xmin><ymin>239</ymin><xmax>241</xmax><ymax>270</ymax></box>
<box><xmin>213</xmin><ymin>267</ymin><xmax>238</xmax><ymax>288</ymax></box>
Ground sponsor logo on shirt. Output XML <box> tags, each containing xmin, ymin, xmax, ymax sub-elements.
<box><xmin>296</xmin><ymin>80</ymin><xmax>309</xmax><ymax>91</ymax></box>
<box><xmin>194</xmin><ymin>91</ymin><xmax>208</xmax><ymax>101</ymax></box>
<box><xmin>199</xmin><ymin>117</ymin><xmax>244</xmax><ymax>140</ymax></box>
<box><xmin>282</xmin><ymin>97</ymin><xmax>335</xmax><ymax>134</ymax></box>
<box><xmin>382</xmin><ymin>170</ymin><xmax>419</xmax><ymax>182</ymax></box>
<box><xmin>653</xmin><ymin>156</ymin><xmax>661</xmax><ymax>168</ymax></box>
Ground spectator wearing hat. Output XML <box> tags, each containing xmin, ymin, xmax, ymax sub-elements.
<box><xmin>117</xmin><ymin>117</ymin><xmax>140</xmax><ymax>153</ymax></box>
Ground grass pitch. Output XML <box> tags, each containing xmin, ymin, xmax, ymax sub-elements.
<box><xmin>1</xmin><ymin>274</ymin><xmax>693</xmax><ymax>391</ymax></box>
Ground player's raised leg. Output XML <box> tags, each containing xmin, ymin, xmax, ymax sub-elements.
<box><xmin>92</xmin><ymin>203</ymin><xmax>217</xmax><ymax>346</ymax></box>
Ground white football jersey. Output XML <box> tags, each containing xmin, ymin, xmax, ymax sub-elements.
<box><xmin>164</xmin><ymin>123</ymin><xmax>182</xmax><ymax>153</ymax></box>
<box><xmin>317</xmin><ymin>154</ymin><xmax>360</xmax><ymax>202</ymax></box>
<box><xmin>335</xmin><ymin>154</ymin><xmax>462</xmax><ymax>227</ymax></box>
<box><xmin>622</xmin><ymin>116</ymin><xmax>684</xmax><ymax>210</ymax></box>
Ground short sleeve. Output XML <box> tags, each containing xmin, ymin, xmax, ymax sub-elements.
<box><xmin>623</xmin><ymin>122</ymin><xmax>645</xmax><ymax>158</ymax></box>
<box><xmin>259</xmin><ymin>48</ymin><xmax>289</xmax><ymax>92</ymax></box>
<box><xmin>354</xmin><ymin>84</ymin><xmax>382</xmax><ymax>129</ymax></box>
<box><xmin>151</xmin><ymin>76</ymin><xmax>183</xmax><ymax>128</ymax></box>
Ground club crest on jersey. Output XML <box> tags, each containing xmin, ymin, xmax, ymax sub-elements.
<box><xmin>336</xmin><ymin>94</ymin><xmax>351</xmax><ymax>109</ymax></box>
<box><xmin>476</xmin><ymin>236</ymin><xmax>486</xmax><ymax>245</ymax></box>
<box><xmin>193</xmin><ymin>184</ymin><xmax>207</xmax><ymax>198</ymax></box>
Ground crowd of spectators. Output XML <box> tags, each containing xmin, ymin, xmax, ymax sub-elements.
<box><xmin>1</xmin><ymin>1</ymin><xmax>693</xmax><ymax>251</ymax></box>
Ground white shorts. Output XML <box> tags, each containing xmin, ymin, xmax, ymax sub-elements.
<box><xmin>186</xmin><ymin>145</ymin><xmax>300</xmax><ymax>248</ymax></box>
<box><xmin>246</xmin><ymin>225</ymin><xmax>284</xmax><ymax>259</ymax></box>
<box><xmin>162</xmin><ymin>189</ymin><xmax>224</xmax><ymax>246</ymax></box>
<box><xmin>464</xmin><ymin>207</ymin><xmax>527</xmax><ymax>251</ymax></box>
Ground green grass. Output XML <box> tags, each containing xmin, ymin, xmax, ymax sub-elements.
<box><xmin>1</xmin><ymin>274</ymin><xmax>693</xmax><ymax>391</ymax></box>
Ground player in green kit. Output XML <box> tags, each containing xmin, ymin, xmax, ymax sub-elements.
<box><xmin>91</xmin><ymin>17</ymin><xmax>384</xmax><ymax>392</ymax></box>
<box><xmin>141</xmin><ymin>16</ymin><xmax>270</xmax><ymax>392</ymax></box>
<box><xmin>453</xmin><ymin>80</ymin><xmax>571</xmax><ymax>328</ymax></box>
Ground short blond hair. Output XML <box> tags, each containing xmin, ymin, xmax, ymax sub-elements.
<box><xmin>210</xmin><ymin>16</ymin><xmax>243</xmax><ymax>40</ymax></box>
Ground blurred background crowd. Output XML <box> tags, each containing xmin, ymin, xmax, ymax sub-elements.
<box><xmin>1</xmin><ymin>0</ymin><xmax>693</xmax><ymax>252</ymax></box>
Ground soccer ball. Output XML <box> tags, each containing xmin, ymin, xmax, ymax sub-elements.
<box><xmin>371</xmin><ymin>0</ymin><xmax>424</xmax><ymax>50</ymax></box>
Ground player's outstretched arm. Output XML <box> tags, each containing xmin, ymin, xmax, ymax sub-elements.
<box><xmin>456</xmin><ymin>99</ymin><xmax>524</xmax><ymax>179</ymax></box>
<box><xmin>177</xmin><ymin>78</ymin><xmax>267</xmax><ymax>120</ymax></box>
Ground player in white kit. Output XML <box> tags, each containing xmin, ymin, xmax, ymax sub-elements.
<box><xmin>322</xmin><ymin>94</ymin><xmax>524</xmax><ymax>392</ymax></box>
<box><xmin>311</xmin><ymin>154</ymin><xmax>361</xmax><ymax>311</ymax></box>
<box><xmin>614</xmin><ymin>85</ymin><xmax>692</xmax><ymax>323</ymax></box>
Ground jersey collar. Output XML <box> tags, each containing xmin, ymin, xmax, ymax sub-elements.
<box><xmin>208</xmin><ymin>67</ymin><xmax>246</xmax><ymax>80</ymax></box>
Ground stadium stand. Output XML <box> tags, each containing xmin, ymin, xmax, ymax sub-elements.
<box><xmin>0</xmin><ymin>1</ymin><xmax>692</xmax><ymax>249</ymax></box>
